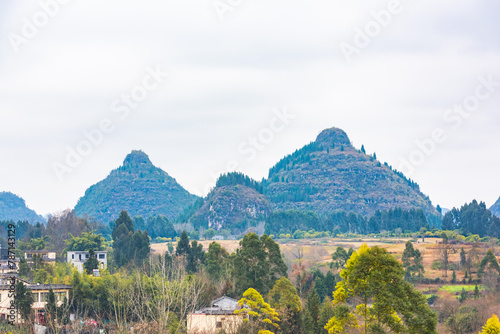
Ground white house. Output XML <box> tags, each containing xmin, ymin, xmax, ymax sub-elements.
<box><xmin>67</xmin><ymin>251</ymin><xmax>107</xmax><ymax>273</ymax></box>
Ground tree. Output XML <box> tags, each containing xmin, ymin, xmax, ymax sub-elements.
<box><xmin>460</xmin><ymin>247</ymin><xmax>467</xmax><ymax>270</ymax></box>
<box><xmin>305</xmin><ymin>287</ymin><xmax>320</xmax><ymax>333</ymax></box>
<box><xmin>331</xmin><ymin>246</ymin><xmax>349</xmax><ymax>270</ymax></box>
<box><xmin>478</xmin><ymin>249</ymin><xmax>500</xmax><ymax>278</ymax></box>
<box><xmin>205</xmin><ymin>242</ymin><xmax>229</xmax><ymax>281</ymax></box>
<box><xmin>65</xmin><ymin>230</ymin><xmax>107</xmax><ymax>252</ymax></box>
<box><xmin>235</xmin><ymin>288</ymin><xmax>280</xmax><ymax>333</ymax></box>
<box><xmin>402</xmin><ymin>241</ymin><xmax>424</xmax><ymax>282</ymax></box>
<box><xmin>268</xmin><ymin>277</ymin><xmax>302</xmax><ymax>333</ymax></box>
<box><xmin>480</xmin><ymin>314</ymin><xmax>500</xmax><ymax>334</ymax></box>
<box><xmin>84</xmin><ymin>249</ymin><xmax>100</xmax><ymax>275</ymax></box>
<box><xmin>112</xmin><ymin>210</ymin><xmax>150</xmax><ymax>268</ymax></box>
<box><xmin>176</xmin><ymin>230</ymin><xmax>190</xmax><ymax>256</ymax></box>
<box><xmin>233</xmin><ymin>233</ymin><xmax>287</xmax><ymax>295</ymax></box>
<box><xmin>186</xmin><ymin>240</ymin><xmax>204</xmax><ymax>273</ymax></box>
<box><xmin>327</xmin><ymin>244</ymin><xmax>437</xmax><ymax>334</ymax></box>
<box><xmin>45</xmin><ymin>289</ymin><xmax>57</xmax><ymax>329</ymax></box>
<box><xmin>15</xmin><ymin>281</ymin><xmax>34</xmax><ymax>323</ymax></box>
<box><xmin>440</xmin><ymin>233</ymin><xmax>451</xmax><ymax>277</ymax></box>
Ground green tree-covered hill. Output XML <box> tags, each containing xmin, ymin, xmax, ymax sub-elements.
<box><xmin>74</xmin><ymin>150</ymin><xmax>198</xmax><ymax>224</ymax></box>
<box><xmin>0</xmin><ymin>191</ymin><xmax>45</xmax><ymax>223</ymax></box>
<box><xmin>180</xmin><ymin>172</ymin><xmax>271</xmax><ymax>234</ymax></box>
<box><xmin>263</xmin><ymin>127</ymin><xmax>439</xmax><ymax>220</ymax></box>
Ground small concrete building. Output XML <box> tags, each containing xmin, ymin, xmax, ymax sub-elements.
<box><xmin>67</xmin><ymin>251</ymin><xmax>107</xmax><ymax>273</ymax></box>
<box><xmin>24</xmin><ymin>250</ymin><xmax>57</xmax><ymax>264</ymax></box>
<box><xmin>187</xmin><ymin>296</ymin><xmax>243</xmax><ymax>334</ymax></box>
<box><xmin>0</xmin><ymin>277</ymin><xmax>71</xmax><ymax>324</ymax></box>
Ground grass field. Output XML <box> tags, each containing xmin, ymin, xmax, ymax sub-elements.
<box><xmin>439</xmin><ymin>284</ymin><xmax>485</xmax><ymax>293</ymax></box>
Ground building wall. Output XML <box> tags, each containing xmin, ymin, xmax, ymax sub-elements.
<box><xmin>67</xmin><ymin>251</ymin><xmax>107</xmax><ymax>273</ymax></box>
<box><xmin>187</xmin><ymin>314</ymin><xmax>242</xmax><ymax>334</ymax></box>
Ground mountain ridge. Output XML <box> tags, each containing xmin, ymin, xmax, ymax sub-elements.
<box><xmin>74</xmin><ymin>150</ymin><xmax>198</xmax><ymax>223</ymax></box>
<box><xmin>0</xmin><ymin>191</ymin><xmax>46</xmax><ymax>223</ymax></box>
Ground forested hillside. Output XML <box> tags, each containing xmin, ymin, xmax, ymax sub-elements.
<box><xmin>74</xmin><ymin>150</ymin><xmax>198</xmax><ymax>224</ymax></box>
<box><xmin>0</xmin><ymin>191</ymin><xmax>45</xmax><ymax>223</ymax></box>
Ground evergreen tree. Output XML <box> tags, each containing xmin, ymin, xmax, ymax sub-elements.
<box><xmin>478</xmin><ymin>249</ymin><xmax>500</xmax><ymax>278</ymax></box>
<box><xmin>460</xmin><ymin>247</ymin><xmax>467</xmax><ymax>269</ymax></box>
<box><xmin>83</xmin><ymin>249</ymin><xmax>100</xmax><ymax>275</ymax></box>
<box><xmin>45</xmin><ymin>289</ymin><xmax>57</xmax><ymax>328</ymax></box>
<box><xmin>306</xmin><ymin>286</ymin><xmax>320</xmax><ymax>333</ymax></box>
<box><xmin>186</xmin><ymin>240</ymin><xmax>204</xmax><ymax>273</ymax></box>
<box><xmin>268</xmin><ymin>277</ymin><xmax>302</xmax><ymax>333</ymax></box>
<box><xmin>205</xmin><ymin>242</ymin><xmax>229</xmax><ymax>281</ymax></box>
<box><xmin>361</xmin><ymin>145</ymin><xmax>366</xmax><ymax>154</ymax></box>
<box><xmin>15</xmin><ymin>281</ymin><xmax>34</xmax><ymax>323</ymax></box>
<box><xmin>176</xmin><ymin>230</ymin><xmax>190</xmax><ymax>256</ymax></box>
<box><xmin>402</xmin><ymin>241</ymin><xmax>424</xmax><ymax>281</ymax></box>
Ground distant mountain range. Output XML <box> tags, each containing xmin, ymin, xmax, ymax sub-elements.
<box><xmin>491</xmin><ymin>197</ymin><xmax>500</xmax><ymax>218</ymax></box>
<box><xmin>179</xmin><ymin>127</ymin><xmax>440</xmax><ymax>233</ymax></box>
<box><xmin>74</xmin><ymin>150</ymin><xmax>198</xmax><ymax>224</ymax></box>
<box><xmin>0</xmin><ymin>191</ymin><xmax>45</xmax><ymax>223</ymax></box>
<box><xmin>2</xmin><ymin>127</ymin><xmax>445</xmax><ymax>232</ymax></box>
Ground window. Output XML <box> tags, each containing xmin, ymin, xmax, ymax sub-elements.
<box><xmin>33</xmin><ymin>293</ymin><xmax>39</xmax><ymax>302</ymax></box>
<box><xmin>98</xmin><ymin>254</ymin><xmax>105</xmax><ymax>259</ymax></box>
<box><xmin>216</xmin><ymin>321</ymin><xmax>222</xmax><ymax>328</ymax></box>
<box><xmin>40</xmin><ymin>292</ymin><xmax>48</xmax><ymax>302</ymax></box>
<box><xmin>85</xmin><ymin>254</ymin><xmax>89</xmax><ymax>259</ymax></box>
<box><xmin>56</xmin><ymin>292</ymin><xmax>65</xmax><ymax>301</ymax></box>
<box><xmin>26</xmin><ymin>253</ymin><xmax>32</xmax><ymax>259</ymax></box>
<box><xmin>71</xmin><ymin>254</ymin><xmax>74</xmax><ymax>259</ymax></box>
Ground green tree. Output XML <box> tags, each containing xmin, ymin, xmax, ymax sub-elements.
<box><xmin>478</xmin><ymin>249</ymin><xmax>500</xmax><ymax>278</ymax></box>
<box><xmin>83</xmin><ymin>249</ymin><xmax>100</xmax><ymax>275</ymax></box>
<box><xmin>205</xmin><ymin>242</ymin><xmax>229</xmax><ymax>281</ymax></box>
<box><xmin>65</xmin><ymin>230</ymin><xmax>107</xmax><ymax>251</ymax></box>
<box><xmin>45</xmin><ymin>289</ymin><xmax>57</xmax><ymax>329</ymax></box>
<box><xmin>331</xmin><ymin>246</ymin><xmax>349</xmax><ymax>270</ymax></box>
<box><xmin>268</xmin><ymin>277</ymin><xmax>302</xmax><ymax>333</ymax></box>
<box><xmin>112</xmin><ymin>210</ymin><xmax>150</xmax><ymax>268</ymax></box>
<box><xmin>203</xmin><ymin>228</ymin><xmax>216</xmax><ymax>240</ymax></box>
<box><xmin>306</xmin><ymin>287</ymin><xmax>320</xmax><ymax>333</ymax></box>
<box><xmin>15</xmin><ymin>281</ymin><xmax>34</xmax><ymax>323</ymax></box>
<box><xmin>402</xmin><ymin>241</ymin><xmax>424</xmax><ymax>282</ymax></box>
<box><xmin>233</xmin><ymin>233</ymin><xmax>287</xmax><ymax>295</ymax></box>
<box><xmin>480</xmin><ymin>314</ymin><xmax>500</xmax><ymax>334</ymax></box>
<box><xmin>186</xmin><ymin>240</ymin><xmax>204</xmax><ymax>273</ymax></box>
<box><xmin>327</xmin><ymin>243</ymin><xmax>437</xmax><ymax>334</ymax></box>
<box><xmin>460</xmin><ymin>247</ymin><xmax>467</xmax><ymax>270</ymax></box>
<box><xmin>235</xmin><ymin>288</ymin><xmax>280</xmax><ymax>333</ymax></box>
<box><xmin>176</xmin><ymin>230</ymin><xmax>190</xmax><ymax>256</ymax></box>
<box><xmin>18</xmin><ymin>257</ymin><xmax>31</xmax><ymax>279</ymax></box>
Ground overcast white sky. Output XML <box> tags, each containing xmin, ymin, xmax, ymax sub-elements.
<box><xmin>1</xmin><ymin>0</ymin><xmax>499</xmax><ymax>216</ymax></box>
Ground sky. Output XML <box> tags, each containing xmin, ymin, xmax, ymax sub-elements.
<box><xmin>0</xmin><ymin>0</ymin><xmax>499</xmax><ymax>217</ymax></box>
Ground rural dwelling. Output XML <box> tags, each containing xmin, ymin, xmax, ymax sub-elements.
<box><xmin>0</xmin><ymin>276</ymin><xmax>71</xmax><ymax>324</ymax></box>
<box><xmin>187</xmin><ymin>296</ymin><xmax>243</xmax><ymax>334</ymax></box>
<box><xmin>67</xmin><ymin>250</ymin><xmax>107</xmax><ymax>273</ymax></box>
<box><xmin>24</xmin><ymin>250</ymin><xmax>57</xmax><ymax>264</ymax></box>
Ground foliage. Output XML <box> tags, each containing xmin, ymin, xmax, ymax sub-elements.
<box><xmin>112</xmin><ymin>210</ymin><xmax>150</xmax><ymax>268</ymax></box>
<box><xmin>480</xmin><ymin>314</ymin><xmax>500</xmax><ymax>334</ymax></box>
<box><xmin>235</xmin><ymin>288</ymin><xmax>280</xmax><ymax>333</ymax></box>
<box><xmin>65</xmin><ymin>230</ymin><xmax>107</xmax><ymax>252</ymax></box>
<box><xmin>205</xmin><ymin>241</ymin><xmax>229</xmax><ymax>281</ymax></box>
<box><xmin>268</xmin><ymin>277</ymin><xmax>302</xmax><ymax>333</ymax></box>
<box><xmin>74</xmin><ymin>150</ymin><xmax>198</xmax><ymax>223</ymax></box>
<box><xmin>442</xmin><ymin>200</ymin><xmax>500</xmax><ymax>237</ymax></box>
<box><xmin>402</xmin><ymin>241</ymin><xmax>424</xmax><ymax>282</ymax></box>
<box><xmin>328</xmin><ymin>243</ymin><xmax>437</xmax><ymax>333</ymax></box>
<box><xmin>83</xmin><ymin>249</ymin><xmax>100</xmax><ymax>274</ymax></box>
<box><xmin>15</xmin><ymin>281</ymin><xmax>34</xmax><ymax>323</ymax></box>
<box><xmin>233</xmin><ymin>233</ymin><xmax>288</xmax><ymax>295</ymax></box>
<box><xmin>478</xmin><ymin>249</ymin><xmax>500</xmax><ymax>278</ymax></box>
<box><xmin>216</xmin><ymin>172</ymin><xmax>264</xmax><ymax>194</ymax></box>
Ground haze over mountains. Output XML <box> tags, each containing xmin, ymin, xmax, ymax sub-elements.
<box><xmin>3</xmin><ymin>127</ymin><xmax>493</xmax><ymax>229</ymax></box>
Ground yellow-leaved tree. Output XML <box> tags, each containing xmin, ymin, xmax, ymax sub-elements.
<box><xmin>480</xmin><ymin>314</ymin><xmax>500</xmax><ymax>334</ymax></box>
<box><xmin>235</xmin><ymin>288</ymin><xmax>280</xmax><ymax>334</ymax></box>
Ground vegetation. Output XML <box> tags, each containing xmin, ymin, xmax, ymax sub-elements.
<box><xmin>74</xmin><ymin>150</ymin><xmax>198</xmax><ymax>224</ymax></box>
<box><xmin>442</xmin><ymin>200</ymin><xmax>500</xmax><ymax>237</ymax></box>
